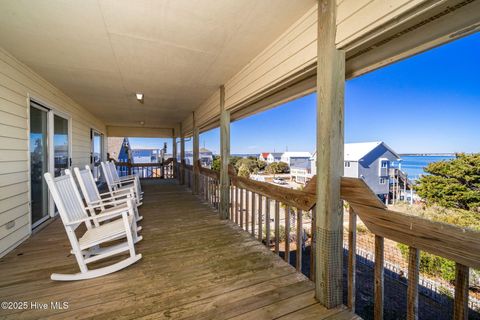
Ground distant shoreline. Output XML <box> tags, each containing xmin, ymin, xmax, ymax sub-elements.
<box><xmin>399</xmin><ymin>153</ymin><xmax>456</xmax><ymax>157</ymax></box>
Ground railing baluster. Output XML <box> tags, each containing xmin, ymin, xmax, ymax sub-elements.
<box><xmin>454</xmin><ymin>263</ymin><xmax>469</xmax><ymax>320</ymax></box>
<box><xmin>275</xmin><ymin>200</ymin><xmax>280</xmax><ymax>255</ymax></box>
<box><xmin>215</xmin><ymin>179</ymin><xmax>218</xmax><ymax>209</ymax></box>
<box><xmin>251</xmin><ymin>192</ymin><xmax>256</xmax><ymax>237</ymax></box>
<box><xmin>258</xmin><ymin>195</ymin><xmax>262</xmax><ymax>242</ymax></box>
<box><xmin>374</xmin><ymin>235</ymin><xmax>384</xmax><ymax>320</ymax></box>
<box><xmin>240</xmin><ymin>188</ymin><xmax>244</xmax><ymax>229</ymax></box>
<box><xmin>204</xmin><ymin>176</ymin><xmax>208</xmax><ymax>201</ymax></box>
<box><xmin>285</xmin><ymin>205</ymin><xmax>290</xmax><ymax>264</ymax></box>
<box><xmin>245</xmin><ymin>190</ymin><xmax>249</xmax><ymax>232</ymax></box>
<box><xmin>407</xmin><ymin>246</ymin><xmax>419</xmax><ymax>320</ymax></box>
<box><xmin>265</xmin><ymin>198</ymin><xmax>270</xmax><ymax>248</ymax></box>
<box><xmin>296</xmin><ymin>209</ymin><xmax>302</xmax><ymax>272</ymax></box>
<box><xmin>235</xmin><ymin>186</ymin><xmax>239</xmax><ymax>224</ymax></box>
<box><xmin>209</xmin><ymin>176</ymin><xmax>212</xmax><ymax>204</ymax></box>
<box><xmin>229</xmin><ymin>185</ymin><xmax>233</xmax><ymax>220</ymax></box>
<box><xmin>348</xmin><ymin>206</ymin><xmax>356</xmax><ymax>312</ymax></box>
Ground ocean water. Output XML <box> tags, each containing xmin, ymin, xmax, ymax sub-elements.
<box><xmin>392</xmin><ymin>155</ymin><xmax>455</xmax><ymax>180</ymax></box>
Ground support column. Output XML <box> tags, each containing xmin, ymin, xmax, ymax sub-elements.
<box><xmin>315</xmin><ymin>0</ymin><xmax>345</xmax><ymax>308</ymax></box>
<box><xmin>172</xmin><ymin>128</ymin><xmax>177</xmax><ymax>179</ymax></box>
<box><xmin>219</xmin><ymin>85</ymin><xmax>230</xmax><ymax>220</ymax></box>
<box><xmin>192</xmin><ymin>112</ymin><xmax>200</xmax><ymax>194</ymax></box>
<box><xmin>180</xmin><ymin>123</ymin><xmax>185</xmax><ymax>185</ymax></box>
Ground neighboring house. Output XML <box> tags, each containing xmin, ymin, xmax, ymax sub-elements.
<box><xmin>280</xmin><ymin>152</ymin><xmax>312</xmax><ymax>167</ymax></box>
<box><xmin>290</xmin><ymin>155</ymin><xmax>313</xmax><ymax>184</ymax></box>
<box><xmin>258</xmin><ymin>152</ymin><xmax>270</xmax><ymax>162</ymax></box>
<box><xmin>131</xmin><ymin>149</ymin><xmax>160</xmax><ymax>163</ymax></box>
<box><xmin>266</xmin><ymin>152</ymin><xmax>282</xmax><ymax>164</ymax></box>
<box><xmin>310</xmin><ymin>141</ymin><xmax>400</xmax><ymax>200</ymax></box>
<box><xmin>185</xmin><ymin>148</ymin><xmax>214</xmax><ymax>168</ymax></box>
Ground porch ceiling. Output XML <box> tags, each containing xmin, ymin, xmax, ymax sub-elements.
<box><xmin>0</xmin><ymin>0</ymin><xmax>315</xmax><ymax>129</ymax></box>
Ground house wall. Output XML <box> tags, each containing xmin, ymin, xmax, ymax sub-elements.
<box><xmin>0</xmin><ymin>47</ymin><xmax>106</xmax><ymax>257</ymax></box>
<box><xmin>343</xmin><ymin>161</ymin><xmax>359</xmax><ymax>178</ymax></box>
<box><xmin>358</xmin><ymin>145</ymin><xmax>398</xmax><ymax>195</ymax></box>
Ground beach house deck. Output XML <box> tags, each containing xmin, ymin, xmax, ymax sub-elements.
<box><xmin>0</xmin><ymin>180</ymin><xmax>358</xmax><ymax>319</ymax></box>
<box><xmin>1</xmin><ymin>1</ymin><xmax>479</xmax><ymax>319</ymax></box>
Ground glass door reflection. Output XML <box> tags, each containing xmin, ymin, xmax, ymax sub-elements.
<box><xmin>53</xmin><ymin>115</ymin><xmax>69</xmax><ymax>177</ymax></box>
<box><xmin>30</xmin><ymin>105</ymin><xmax>49</xmax><ymax>227</ymax></box>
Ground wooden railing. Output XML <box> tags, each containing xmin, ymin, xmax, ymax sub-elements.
<box><xmin>341</xmin><ymin>177</ymin><xmax>480</xmax><ymax>320</ymax></box>
<box><xmin>115</xmin><ymin>158</ymin><xmax>175</xmax><ymax>179</ymax></box>
<box><xmin>193</xmin><ymin>164</ymin><xmax>315</xmax><ymax>275</ymax></box>
<box><xmin>178</xmin><ymin>163</ymin><xmax>480</xmax><ymax>319</ymax></box>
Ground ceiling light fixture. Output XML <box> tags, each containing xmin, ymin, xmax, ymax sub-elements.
<box><xmin>136</xmin><ymin>93</ymin><xmax>144</xmax><ymax>103</ymax></box>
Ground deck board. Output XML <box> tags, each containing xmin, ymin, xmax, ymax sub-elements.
<box><xmin>0</xmin><ymin>180</ymin><xmax>358</xmax><ymax>319</ymax></box>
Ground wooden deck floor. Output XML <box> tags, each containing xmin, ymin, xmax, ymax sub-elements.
<box><xmin>0</xmin><ymin>180</ymin><xmax>358</xmax><ymax>319</ymax></box>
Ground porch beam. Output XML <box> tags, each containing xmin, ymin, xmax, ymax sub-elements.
<box><xmin>315</xmin><ymin>0</ymin><xmax>345</xmax><ymax>308</ymax></box>
<box><xmin>219</xmin><ymin>85</ymin><xmax>230</xmax><ymax>220</ymax></box>
<box><xmin>193</xmin><ymin>112</ymin><xmax>200</xmax><ymax>194</ymax></box>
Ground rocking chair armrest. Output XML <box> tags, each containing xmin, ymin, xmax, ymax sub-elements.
<box><xmin>98</xmin><ymin>188</ymin><xmax>134</xmax><ymax>198</ymax></box>
<box><xmin>118</xmin><ymin>180</ymin><xmax>136</xmax><ymax>186</ymax></box>
<box><xmin>89</xmin><ymin>195</ymin><xmax>131</xmax><ymax>206</ymax></box>
<box><xmin>118</xmin><ymin>175</ymin><xmax>138</xmax><ymax>181</ymax></box>
<box><xmin>87</xmin><ymin>198</ymin><xmax>134</xmax><ymax>210</ymax></box>
<box><xmin>67</xmin><ymin>209</ymin><xmax>127</xmax><ymax>225</ymax></box>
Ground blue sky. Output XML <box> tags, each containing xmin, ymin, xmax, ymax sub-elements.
<box><xmin>132</xmin><ymin>32</ymin><xmax>479</xmax><ymax>155</ymax></box>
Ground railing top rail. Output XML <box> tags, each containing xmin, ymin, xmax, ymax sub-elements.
<box><xmin>114</xmin><ymin>158</ymin><xmax>175</xmax><ymax>168</ymax></box>
<box><xmin>341</xmin><ymin>177</ymin><xmax>480</xmax><ymax>269</ymax></box>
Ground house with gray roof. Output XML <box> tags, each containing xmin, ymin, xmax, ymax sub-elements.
<box><xmin>311</xmin><ymin>141</ymin><xmax>400</xmax><ymax>201</ymax></box>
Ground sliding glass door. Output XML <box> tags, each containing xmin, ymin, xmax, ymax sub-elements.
<box><xmin>53</xmin><ymin>115</ymin><xmax>70</xmax><ymax>177</ymax></box>
<box><xmin>29</xmin><ymin>101</ymin><xmax>71</xmax><ymax>229</ymax></box>
<box><xmin>30</xmin><ymin>104</ymin><xmax>49</xmax><ymax>227</ymax></box>
<box><xmin>91</xmin><ymin>129</ymin><xmax>104</xmax><ymax>179</ymax></box>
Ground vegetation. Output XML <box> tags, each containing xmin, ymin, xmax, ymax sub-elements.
<box><xmin>235</xmin><ymin>157</ymin><xmax>266</xmax><ymax>174</ymax></box>
<box><xmin>415</xmin><ymin>153</ymin><xmax>480</xmax><ymax>211</ymax></box>
<box><xmin>211</xmin><ymin>156</ymin><xmax>268</xmax><ymax>177</ymax></box>
<box><xmin>265</xmin><ymin>161</ymin><xmax>290</xmax><ymax>174</ymax></box>
<box><xmin>397</xmin><ymin>243</ymin><xmax>456</xmax><ymax>283</ymax></box>
<box><xmin>393</xmin><ymin>201</ymin><xmax>480</xmax><ymax>286</ymax></box>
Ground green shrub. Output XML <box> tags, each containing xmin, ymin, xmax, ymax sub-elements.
<box><xmin>397</xmin><ymin>243</ymin><xmax>456</xmax><ymax>283</ymax></box>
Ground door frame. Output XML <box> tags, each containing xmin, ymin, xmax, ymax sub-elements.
<box><xmin>28</xmin><ymin>96</ymin><xmax>72</xmax><ymax>228</ymax></box>
<box><xmin>48</xmin><ymin>109</ymin><xmax>72</xmax><ymax>218</ymax></box>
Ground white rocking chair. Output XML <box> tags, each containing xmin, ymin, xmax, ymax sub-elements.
<box><xmin>73</xmin><ymin>166</ymin><xmax>143</xmax><ymax>224</ymax></box>
<box><xmin>101</xmin><ymin>161</ymin><xmax>143</xmax><ymax>206</ymax></box>
<box><xmin>108</xmin><ymin>161</ymin><xmax>143</xmax><ymax>194</ymax></box>
<box><xmin>44</xmin><ymin>172</ymin><xmax>142</xmax><ymax>281</ymax></box>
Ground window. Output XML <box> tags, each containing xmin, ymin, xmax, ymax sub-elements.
<box><xmin>379</xmin><ymin>177</ymin><xmax>387</xmax><ymax>184</ymax></box>
<box><xmin>344</xmin><ymin>161</ymin><xmax>351</xmax><ymax>167</ymax></box>
<box><xmin>381</xmin><ymin>160</ymin><xmax>388</xmax><ymax>168</ymax></box>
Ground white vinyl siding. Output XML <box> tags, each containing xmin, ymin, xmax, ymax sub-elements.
<box><xmin>0</xmin><ymin>47</ymin><xmax>106</xmax><ymax>257</ymax></box>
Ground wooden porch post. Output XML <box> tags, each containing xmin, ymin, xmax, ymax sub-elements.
<box><xmin>193</xmin><ymin>112</ymin><xmax>200</xmax><ymax>194</ymax></box>
<box><xmin>315</xmin><ymin>0</ymin><xmax>345</xmax><ymax>308</ymax></box>
<box><xmin>180</xmin><ymin>123</ymin><xmax>185</xmax><ymax>185</ymax></box>
<box><xmin>219</xmin><ymin>85</ymin><xmax>230</xmax><ymax>220</ymax></box>
<box><xmin>172</xmin><ymin>128</ymin><xmax>177</xmax><ymax>178</ymax></box>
